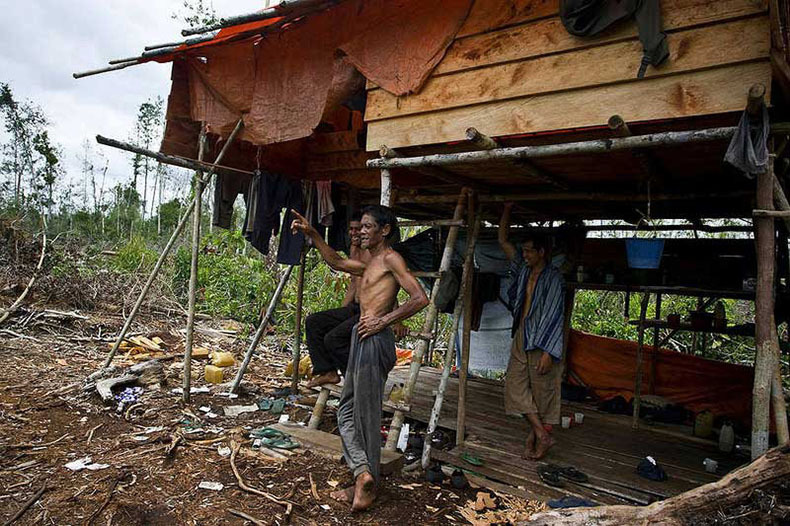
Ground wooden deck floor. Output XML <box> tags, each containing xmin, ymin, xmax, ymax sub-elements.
<box><xmin>315</xmin><ymin>365</ymin><xmax>746</xmax><ymax>505</ymax></box>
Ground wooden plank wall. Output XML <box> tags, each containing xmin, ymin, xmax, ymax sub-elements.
<box><xmin>365</xmin><ymin>0</ymin><xmax>771</xmax><ymax>151</ymax></box>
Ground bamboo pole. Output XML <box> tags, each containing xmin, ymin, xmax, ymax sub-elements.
<box><xmin>73</xmin><ymin>60</ymin><xmax>141</xmax><ymax>79</ymax></box>
<box><xmin>456</xmin><ymin>193</ymin><xmax>481</xmax><ymax>447</ymax></box>
<box><xmin>773</xmin><ymin>363</ymin><xmax>789</xmax><ymax>445</ymax></box>
<box><xmin>181</xmin><ymin>0</ymin><xmax>329</xmax><ymax>36</ymax></box>
<box><xmin>369</xmin><ymin>127</ymin><xmax>738</xmax><ymax>170</ymax></box>
<box><xmin>421</xmin><ymin>202</ymin><xmax>481</xmax><ymax>467</ymax></box>
<box><xmin>230</xmin><ymin>265</ymin><xmax>294</xmax><ymax>393</ymax></box>
<box><xmin>632</xmin><ymin>292</ymin><xmax>651</xmax><ymax>429</ymax></box>
<box><xmin>308</xmin><ymin>388</ymin><xmax>330</xmax><ymax>430</ymax></box>
<box><xmin>649</xmin><ymin>293</ymin><xmax>662</xmax><ymax>395</ymax></box>
<box><xmin>380</xmin><ymin>169</ymin><xmax>393</xmax><ymax>206</ymax></box>
<box><xmin>101</xmin><ymin>118</ymin><xmax>244</xmax><ymax>370</ymax></box>
<box><xmin>753</xmin><ymin>154</ymin><xmax>777</xmax><ymax>459</ymax></box>
<box><xmin>95</xmin><ymin>136</ymin><xmax>252</xmax><ymax>176</ymax></box>
<box><xmin>291</xmin><ymin>248</ymin><xmax>307</xmax><ymax>394</ymax></box>
<box><xmin>385</xmin><ymin>189</ymin><xmax>469</xmax><ymax>450</ymax></box>
<box><xmin>395</xmin><ymin>190</ymin><xmax>751</xmax><ymax>205</ymax></box>
<box><xmin>183</xmin><ymin>128</ymin><xmax>207</xmax><ymax>403</ymax></box>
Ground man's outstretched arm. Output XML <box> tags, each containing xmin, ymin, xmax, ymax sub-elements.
<box><xmin>357</xmin><ymin>251</ymin><xmax>429</xmax><ymax>339</ymax></box>
<box><xmin>290</xmin><ymin>209</ymin><xmax>366</xmax><ymax>276</ymax></box>
<box><xmin>498</xmin><ymin>202</ymin><xmax>517</xmax><ymax>261</ymax></box>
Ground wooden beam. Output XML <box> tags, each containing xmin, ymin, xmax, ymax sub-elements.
<box><xmin>441</xmin><ymin>0</ymin><xmax>766</xmax><ymax>75</ymax></box>
<box><xmin>231</xmin><ymin>266</ymin><xmax>294</xmax><ymax>393</ymax></box>
<box><xmin>466</xmin><ymin>128</ymin><xmax>569</xmax><ymax>190</ymax></box>
<box><xmin>396</xmin><ymin>190</ymin><xmax>751</xmax><ymax>205</ymax></box>
<box><xmin>753</xmin><ymin>209</ymin><xmax>790</xmax><ymax>217</ymax></box>
<box><xmin>632</xmin><ymin>292</ymin><xmax>651</xmax><ymax>429</ymax></box>
<box><xmin>291</xmin><ymin>248</ymin><xmax>307</xmax><ymax>394</ymax></box>
<box><xmin>380</xmin><ymin>143</ymin><xmax>486</xmax><ymax>191</ymax></box>
<box><xmin>365</xmin><ymin>62</ymin><xmax>770</xmax><ymax>150</ymax></box>
<box><xmin>369</xmin><ymin>127</ymin><xmax>739</xmax><ymax>169</ymax></box>
<box><xmin>95</xmin><ymin>135</ymin><xmax>251</xmax><ymax>176</ymax></box>
<box><xmin>456</xmin><ymin>193</ymin><xmax>481</xmax><ymax>446</ymax></box>
<box><xmin>753</xmin><ymin>152</ymin><xmax>777</xmax><ymax>459</ymax></box>
<box><xmin>366</xmin><ymin>18</ymin><xmax>769</xmax><ymax>122</ymax></box>
<box><xmin>183</xmin><ymin>127</ymin><xmax>207</xmax><ymax>403</ymax></box>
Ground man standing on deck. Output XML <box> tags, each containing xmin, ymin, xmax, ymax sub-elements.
<box><xmin>291</xmin><ymin>204</ymin><xmax>428</xmax><ymax>512</ymax></box>
<box><xmin>498</xmin><ymin>202</ymin><xmax>565</xmax><ymax>460</ymax></box>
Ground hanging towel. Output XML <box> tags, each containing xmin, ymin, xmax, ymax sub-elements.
<box><xmin>724</xmin><ymin>102</ymin><xmax>770</xmax><ymax>178</ymax></box>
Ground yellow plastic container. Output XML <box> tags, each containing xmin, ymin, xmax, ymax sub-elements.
<box><xmin>693</xmin><ymin>410</ymin><xmax>714</xmax><ymax>438</ymax></box>
<box><xmin>210</xmin><ymin>351</ymin><xmax>235</xmax><ymax>368</ymax></box>
<box><xmin>205</xmin><ymin>365</ymin><xmax>224</xmax><ymax>384</ymax></box>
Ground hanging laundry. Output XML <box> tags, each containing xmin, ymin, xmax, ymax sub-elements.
<box><xmin>724</xmin><ymin>102</ymin><xmax>770</xmax><ymax>178</ymax></box>
<box><xmin>560</xmin><ymin>0</ymin><xmax>669</xmax><ymax>78</ymax></box>
<box><xmin>213</xmin><ymin>172</ymin><xmax>250</xmax><ymax>229</ymax></box>
<box><xmin>316</xmin><ymin>180</ymin><xmax>335</xmax><ymax>226</ymax></box>
<box><xmin>244</xmin><ymin>171</ymin><xmax>306</xmax><ymax>265</ymax></box>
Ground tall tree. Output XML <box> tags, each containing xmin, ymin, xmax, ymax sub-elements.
<box><xmin>0</xmin><ymin>83</ymin><xmax>48</xmax><ymax>209</ymax></box>
<box><xmin>131</xmin><ymin>97</ymin><xmax>163</xmax><ymax>222</ymax></box>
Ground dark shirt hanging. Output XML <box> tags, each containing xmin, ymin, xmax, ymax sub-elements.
<box><xmin>213</xmin><ymin>172</ymin><xmax>250</xmax><ymax>229</ymax></box>
<box><xmin>560</xmin><ymin>0</ymin><xmax>669</xmax><ymax>78</ymax></box>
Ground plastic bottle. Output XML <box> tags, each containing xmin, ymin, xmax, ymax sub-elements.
<box><xmin>719</xmin><ymin>421</ymin><xmax>735</xmax><ymax>453</ymax></box>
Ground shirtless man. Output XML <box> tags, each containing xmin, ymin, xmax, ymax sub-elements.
<box><xmin>291</xmin><ymin>204</ymin><xmax>428</xmax><ymax>512</ymax></box>
<box><xmin>498</xmin><ymin>202</ymin><xmax>565</xmax><ymax>460</ymax></box>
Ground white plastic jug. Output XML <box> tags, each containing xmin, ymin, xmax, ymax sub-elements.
<box><xmin>719</xmin><ymin>422</ymin><xmax>735</xmax><ymax>453</ymax></box>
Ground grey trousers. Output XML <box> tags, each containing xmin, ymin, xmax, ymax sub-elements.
<box><xmin>337</xmin><ymin>325</ymin><xmax>396</xmax><ymax>483</ymax></box>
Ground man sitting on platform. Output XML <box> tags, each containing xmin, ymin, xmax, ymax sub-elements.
<box><xmin>305</xmin><ymin>213</ymin><xmax>367</xmax><ymax>388</ymax></box>
<box><xmin>305</xmin><ymin>213</ymin><xmax>407</xmax><ymax>388</ymax></box>
<box><xmin>498</xmin><ymin>202</ymin><xmax>566</xmax><ymax>460</ymax></box>
<box><xmin>291</xmin><ymin>204</ymin><xmax>428</xmax><ymax>512</ymax></box>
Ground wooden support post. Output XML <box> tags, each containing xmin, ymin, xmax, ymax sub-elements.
<box><xmin>561</xmin><ymin>289</ymin><xmax>576</xmax><ymax>381</ymax></box>
<box><xmin>291</xmin><ymin>248</ymin><xmax>307</xmax><ymax>394</ymax></box>
<box><xmin>380</xmin><ymin>169</ymin><xmax>393</xmax><ymax>206</ymax></box>
<box><xmin>308</xmin><ymin>388</ymin><xmax>330</xmax><ymax>430</ymax></box>
<box><xmin>456</xmin><ymin>192</ymin><xmax>480</xmax><ymax>447</ymax></box>
<box><xmin>385</xmin><ymin>189</ymin><xmax>468</xmax><ymax>451</ymax></box>
<box><xmin>101</xmin><ymin>118</ymin><xmax>244</xmax><ymax>370</ymax></box>
<box><xmin>632</xmin><ymin>292</ymin><xmax>650</xmax><ymax>429</ymax></box>
<box><xmin>231</xmin><ymin>265</ymin><xmax>294</xmax><ymax>393</ymax></box>
<box><xmin>423</xmin><ymin>198</ymin><xmax>481</xmax><ymax>465</ymax></box>
<box><xmin>649</xmin><ymin>293</ymin><xmax>662</xmax><ymax>395</ymax></box>
<box><xmin>183</xmin><ymin>128</ymin><xmax>207</xmax><ymax>403</ymax></box>
<box><xmin>754</xmin><ymin>153</ymin><xmax>778</xmax><ymax>459</ymax></box>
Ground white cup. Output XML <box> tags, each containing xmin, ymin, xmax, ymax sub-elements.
<box><xmin>574</xmin><ymin>412</ymin><xmax>584</xmax><ymax>425</ymax></box>
<box><xmin>703</xmin><ymin>458</ymin><xmax>718</xmax><ymax>473</ymax></box>
<box><xmin>561</xmin><ymin>416</ymin><xmax>572</xmax><ymax>429</ymax></box>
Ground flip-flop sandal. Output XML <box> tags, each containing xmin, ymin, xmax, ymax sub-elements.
<box><xmin>270</xmin><ymin>398</ymin><xmax>286</xmax><ymax>415</ymax></box>
<box><xmin>538</xmin><ymin>466</ymin><xmax>565</xmax><ymax>488</ymax></box>
<box><xmin>250</xmin><ymin>427</ymin><xmax>286</xmax><ymax>439</ymax></box>
<box><xmin>260</xmin><ymin>437</ymin><xmax>300</xmax><ymax>450</ymax></box>
<box><xmin>460</xmin><ymin>453</ymin><xmax>483</xmax><ymax>466</ymax></box>
<box><xmin>558</xmin><ymin>466</ymin><xmax>589</xmax><ymax>483</ymax></box>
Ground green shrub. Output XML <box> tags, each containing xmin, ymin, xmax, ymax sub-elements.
<box><xmin>112</xmin><ymin>235</ymin><xmax>158</xmax><ymax>274</ymax></box>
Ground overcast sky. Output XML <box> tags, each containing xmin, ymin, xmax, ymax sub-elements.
<box><xmin>1</xmin><ymin>0</ymin><xmax>262</xmax><ymax>201</ymax></box>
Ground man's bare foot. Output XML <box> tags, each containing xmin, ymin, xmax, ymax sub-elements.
<box><xmin>351</xmin><ymin>472</ymin><xmax>375</xmax><ymax>512</ymax></box>
<box><xmin>521</xmin><ymin>429</ymin><xmax>536</xmax><ymax>460</ymax></box>
<box><xmin>330</xmin><ymin>485</ymin><xmax>355</xmax><ymax>504</ymax></box>
<box><xmin>306</xmin><ymin>371</ymin><xmax>340</xmax><ymax>388</ymax></box>
<box><xmin>532</xmin><ymin>434</ymin><xmax>556</xmax><ymax>460</ymax></box>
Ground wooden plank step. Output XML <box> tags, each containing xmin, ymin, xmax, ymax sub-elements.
<box><xmin>272</xmin><ymin>423</ymin><xmax>403</xmax><ymax>475</ymax></box>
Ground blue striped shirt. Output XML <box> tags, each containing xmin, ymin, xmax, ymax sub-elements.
<box><xmin>506</xmin><ymin>258</ymin><xmax>566</xmax><ymax>360</ymax></box>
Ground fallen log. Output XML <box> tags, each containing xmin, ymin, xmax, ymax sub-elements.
<box><xmin>519</xmin><ymin>445</ymin><xmax>790</xmax><ymax>526</ymax></box>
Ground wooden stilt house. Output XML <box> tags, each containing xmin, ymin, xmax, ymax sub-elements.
<box><xmin>77</xmin><ymin>0</ymin><xmax>790</xmax><ymax>505</ymax></box>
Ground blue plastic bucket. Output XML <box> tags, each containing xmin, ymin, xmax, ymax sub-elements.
<box><xmin>625</xmin><ymin>238</ymin><xmax>665</xmax><ymax>269</ymax></box>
